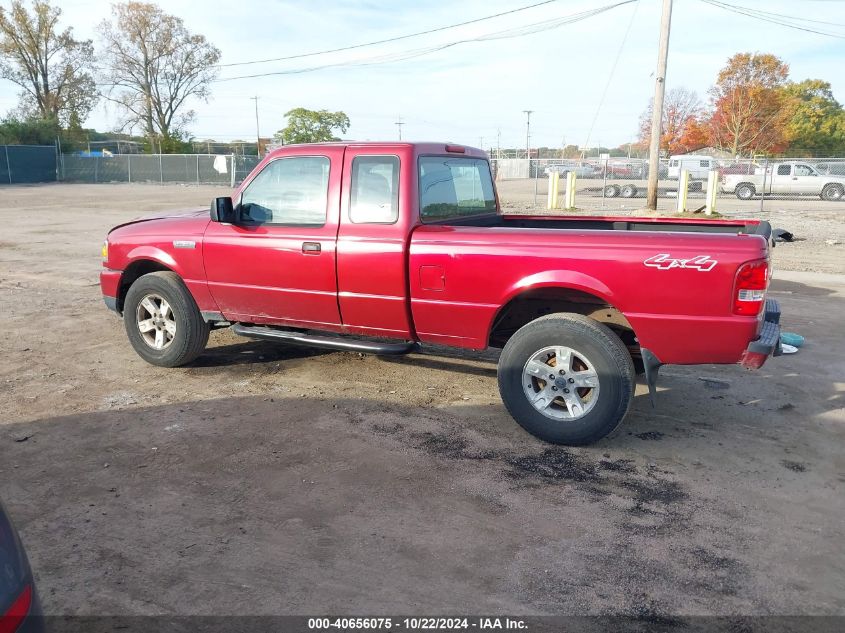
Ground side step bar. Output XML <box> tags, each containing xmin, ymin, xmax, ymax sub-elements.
<box><xmin>232</xmin><ymin>324</ymin><xmax>419</xmax><ymax>356</ymax></box>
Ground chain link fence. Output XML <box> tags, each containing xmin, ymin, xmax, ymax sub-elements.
<box><xmin>58</xmin><ymin>154</ymin><xmax>262</xmax><ymax>186</ymax></box>
<box><xmin>492</xmin><ymin>157</ymin><xmax>845</xmax><ymax>212</ymax></box>
<box><xmin>0</xmin><ymin>145</ymin><xmax>57</xmax><ymax>184</ymax></box>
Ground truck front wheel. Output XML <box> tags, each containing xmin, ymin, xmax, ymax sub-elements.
<box><xmin>123</xmin><ymin>271</ymin><xmax>210</xmax><ymax>367</ymax></box>
<box><xmin>497</xmin><ymin>314</ymin><xmax>635</xmax><ymax>446</ymax></box>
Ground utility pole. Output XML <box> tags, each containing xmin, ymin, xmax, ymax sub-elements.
<box><xmin>251</xmin><ymin>96</ymin><xmax>260</xmax><ymax>155</ymax></box>
<box><xmin>395</xmin><ymin>115</ymin><xmax>404</xmax><ymax>140</ymax></box>
<box><xmin>646</xmin><ymin>0</ymin><xmax>673</xmax><ymax>210</ymax></box>
<box><xmin>523</xmin><ymin>110</ymin><xmax>533</xmax><ymax>160</ymax></box>
<box><xmin>496</xmin><ymin>128</ymin><xmax>501</xmax><ymax>160</ymax></box>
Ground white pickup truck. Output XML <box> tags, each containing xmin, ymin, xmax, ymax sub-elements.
<box><xmin>721</xmin><ymin>161</ymin><xmax>845</xmax><ymax>200</ymax></box>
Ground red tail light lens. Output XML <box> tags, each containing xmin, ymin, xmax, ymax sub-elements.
<box><xmin>0</xmin><ymin>584</ymin><xmax>32</xmax><ymax>633</ymax></box>
<box><xmin>734</xmin><ymin>259</ymin><xmax>769</xmax><ymax>315</ymax></box>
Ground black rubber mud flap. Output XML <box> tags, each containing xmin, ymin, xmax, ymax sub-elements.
<box><xmin>641</xmin><ymin>348</ymin><xmax>662</xmax><ymax>408</ymax></box>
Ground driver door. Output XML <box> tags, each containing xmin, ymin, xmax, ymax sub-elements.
<box><xmin>203</xmin><ymin>147</ymin><xmax>344</xmax><ymax>329</ymax></box>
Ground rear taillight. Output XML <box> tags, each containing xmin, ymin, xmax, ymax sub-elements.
<box><xmin>734</xmin><ymin>259</ymin><xmax>769</xmax><ymax>315</ymax></box>
<box><xmin>0</xmin><ymin>584</ymin><xmax>32</xmax><ymax>633</ymax></box>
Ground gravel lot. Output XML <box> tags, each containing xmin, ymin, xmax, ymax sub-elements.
<box><xmin>0</xmin><ymin>183</ymin><xmax>843</xmax><ymax>616</ymax></box>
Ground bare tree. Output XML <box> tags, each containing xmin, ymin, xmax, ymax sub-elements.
<box><xmin>98</xmin><ymin>2</ymin><xmax>220</xmax><ymax>150</ymax></box>
<box><xmin>0</xmin><ymin>0</ymin><xmax>97</xmax><ymax>126</ymax></box>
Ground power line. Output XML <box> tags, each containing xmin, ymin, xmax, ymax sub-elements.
<box><xmin>213</xmin><ymin>1</ymin><xmax>637</xmax><ymax>83</ymax></box>
<box><xmin>699</xmin><ymin>0</ymin><xmax>845</xmax><ymax>38</ymax></box>
<box><xmin>732</xmin><ymin>4</ymin><xmax>845</xmax><ymax>27</ymax></box>
<box><xmin>217</xmin><ymin>0</ymin><xmax>562</xmax><ymax>68</ymax></box>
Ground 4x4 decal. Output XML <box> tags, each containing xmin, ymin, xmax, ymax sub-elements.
<box><xmin>644</xmin><ymin>253</ymin><xmax>717</xmax><ymax>272</ymax></box>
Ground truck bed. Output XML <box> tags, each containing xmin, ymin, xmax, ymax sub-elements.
<box><xmin>438</xmin><ymin>212</ymin><xmax>771</xmax><ymax>238</ymax></box>
<box><xmin>408</xmin><ymin>213</ymin><xmax>771</xmax><ymax>364</ymax></box>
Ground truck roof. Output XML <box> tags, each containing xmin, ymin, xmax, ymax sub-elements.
<box><xmin>264</xmin><ymin>141</ymin><xmax>486</xmax><ymax>159</ymax></box>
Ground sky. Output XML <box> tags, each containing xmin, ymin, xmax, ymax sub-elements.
<box><xmin>1</xmin><ymin>0</ymin><xmax>844</xmax><ymax>150</ymax></box>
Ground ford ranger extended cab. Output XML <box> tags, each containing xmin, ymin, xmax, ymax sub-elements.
<box><xmin>101</xmin><ymin>142</ymin><xmax>781</xmax><ymax>445</ymax></box>
<box><xmin>722</xmin><ymin>160</ymin><xmax>845</xmax><ymax>200</ymax></box>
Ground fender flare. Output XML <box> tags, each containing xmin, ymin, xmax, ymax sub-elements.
<box><xmin>487</xmin><ymin>270</ymin><xmax>619</xmax><ymax>339</ymax></box>
<box><xmin>123</xmin><ymin>246</ymin><xmax>183</xmax><ymax>277</ymax></box>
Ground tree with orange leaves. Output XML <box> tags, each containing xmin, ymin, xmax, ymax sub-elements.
<box><xmin>638</xmin><ymin>87</ymin><xmax>708</xmax><ymax>155</ymax></box>
<box><xmin>708</xmin><ymin>53</ymin><xmax>792</xmax><ymax>156</ymax></box>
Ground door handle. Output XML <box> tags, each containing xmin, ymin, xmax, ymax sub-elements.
<box><xmin>302</xmin><ymin>242</ymin><xmax>321</xmax><ymax>254</ymax></box>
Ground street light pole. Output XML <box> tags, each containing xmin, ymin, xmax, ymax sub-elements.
<box><xmin>646</xmin><ymin>0</ymin><xmax>673</xmax><ymax>210</ymax></box>
<box><xmin>523</xmin><ymin>110</ymin><xmax>534</xmax><ymax>160</ymax></box>
<box><xmin>250</xmin><ymin>96</ymin><xmax>260</xmax><ymax>155</ymax></box>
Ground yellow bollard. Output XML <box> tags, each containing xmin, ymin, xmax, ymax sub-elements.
<box><xmin>547</xmin><ymin>171</ymin><xmax>561</xmax><ymax>210</ymax></box>
<box><xmin>677</xmin><ymin>169</ymin><xmax>689</xmax><ymax>213</ymax></box>
<box><xmin>704</xmin><ymin>169</ymin><xmax>718</xmax><ymax>215</ymax></box>
<box><xmin>564</xmin><ymin>172</ymin><xmax>577</xmax><ymax>210</ymax></box>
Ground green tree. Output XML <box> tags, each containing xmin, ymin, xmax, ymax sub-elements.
<box><xmin>0</xmin><ymin>0</ymin><xmax>97</xmax><ymax>126</ymax></box>
<box><xmin>783</xmin><ymin>80</ymin><xmax>845</xmax><ymax>156</ymax></box>
<box><xmin>274</xmin><ymin>108</ymin><xmax>350</xmax><ymax>145</ymax></box>
<box><xmin>98</xmin><ymin>2</ymin><xmax>221</xmax><ymax>153</ymax></box>
<box><xmin>0</xmin><ymin>115</ymin><xmax>60</xmax><ymax>144</ymax></box>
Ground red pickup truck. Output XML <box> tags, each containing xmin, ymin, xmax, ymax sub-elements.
<box><xmin>101</xmin><ymin>142</ymin><xmax>781</xmax><ymax>445</ymax></box>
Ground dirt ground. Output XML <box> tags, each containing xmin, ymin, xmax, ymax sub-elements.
<box><xmin>0</xmin><ymin>183</ymin><xmax>843</xmax><ymax>616</ymax></box>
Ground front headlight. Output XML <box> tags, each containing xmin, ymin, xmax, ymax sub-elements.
<box><xmin>101</xmin><ymin>240</ymin><xmax>108</xmax><ymax>260</ymax></box>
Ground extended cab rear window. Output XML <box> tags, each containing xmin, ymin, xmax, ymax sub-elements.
<box><xmin>419</xmin><ymin>156</ymin><xmax>496</xmax><ymax>223</ymax></box>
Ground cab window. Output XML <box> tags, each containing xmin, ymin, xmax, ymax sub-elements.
<box><xmin>240</xmin><ymin>156</ymin><xmax>330</xmax><ymax>226</ymax></box>
<box><xmin>419</xmin><ymin>156</ymin><xmax>496</xmax><ymax>222</ymax></box>
<box><xmin>777</xmin><ymin>164</ymin><xmax>791</xmax><ymax>176</ymax></box>
<box><xmin>350</xmin><ymin>156</ymin><xmax>400</xmax><ymax>224</ymax></box>
<box><xmin>794</xmin><ymin>164</ymin><xmax>815</xmax><ymax>176</ymax></box>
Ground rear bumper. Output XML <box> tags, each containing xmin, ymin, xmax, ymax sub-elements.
<box><xmin>739</xmin><ymin>299</ymin><xmax>782</xmax><ymax>369</ymax></box>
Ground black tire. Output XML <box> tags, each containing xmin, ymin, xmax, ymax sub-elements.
<box><xmin>735</xmin><ymin>183</ymin><xmax>755</xmax><ymax>200</ymax></box>
<box><xmin>620</xmin><ymin>184</ymin><xmax>637</xmax><ymax>198</ymax></box>
<box><xmin>123</xmin><ymin>271</ymin><xmax>210</xmax><ymax>367</ymax></box>
<box><xmin>497</xmin><ymin>314</ymin><xmax>635</xmax><ymax>446</ymax></box>
<box><xmin>604</xmin><ymin>184</ymin><xmax>620</xmax><ymax>198</ymax></box>
<box><xmin>821</xmin><ymin>183</ymin><xmax>843</xmax><ymax>201</ymax></box>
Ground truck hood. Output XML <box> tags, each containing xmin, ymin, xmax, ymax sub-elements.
<box><xmin>108</xmin><ymin>207</ymin><xmax>209</xmax><ymax>234</ymax></box>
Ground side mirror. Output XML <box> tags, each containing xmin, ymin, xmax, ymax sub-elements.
<box><xmin>210</xmin><ymin>197</ymin><xmax>236</xmax><ymax>223</ymax></box>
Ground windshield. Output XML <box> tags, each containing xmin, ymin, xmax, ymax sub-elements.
<box><xmin>419</xmin><ymin>156</ymin><xmax>496</xmax><ymax>222</ymax></box>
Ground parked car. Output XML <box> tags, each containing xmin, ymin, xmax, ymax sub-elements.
<box><xmin>604</xmin><ymin>160</ymin><xmax>646</xmax><ymax>179</ymax></box>
<box><xmin>718</xmin><ymin>162</ymin><xmax>759</xmax><ymax>177</ymax></box>
<box><xmin>101</xmin><ymin>142</ymin><xmax>781</xmax><ymax>446</ymax></box>
<box><xmin>0</xmin><ymin>500</ymin><xmax>42</xmax><ymax>633</ymax></box>
<box><xmin>721</xmin><ymin>161</ymin><xmax>845</xmax><ymax>200</ymax></box>
<box><xmin>667</xmin><ymin>155</ymin><xmax>717</xmax><ymax>180</ymax></box>
<box><xmin>544</xmin><ymin>162</ymin><xmax>600</xmax><ymax>179</ymax></box>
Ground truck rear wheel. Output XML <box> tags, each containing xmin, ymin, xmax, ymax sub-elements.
<box><xmin>123</xmin><ymin>271</ymin><xmax>210</xmax><ymax>367</ymax></box>
<box><xmin>821</xmin><ymin>183</ymin><xmax>843</xmax><ymax>201</ymax></box>
<box><xmin>735</xmin><ymin>183</ymin><xmax>755</xmax><ymax>200</ymax></box>
<box><xmin>497</xmin><ymin>314</ymin><xmax>635</xmax><ymax>446</ymax></box>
